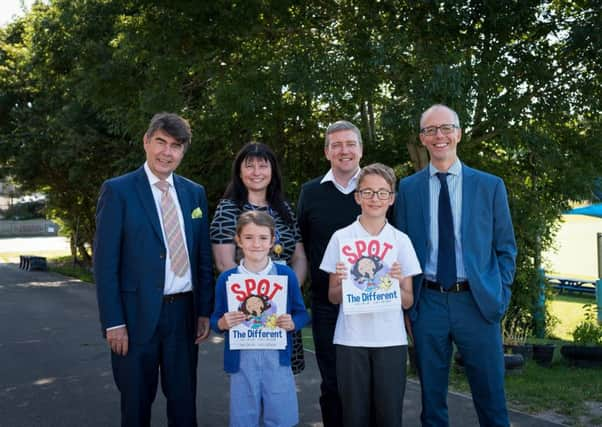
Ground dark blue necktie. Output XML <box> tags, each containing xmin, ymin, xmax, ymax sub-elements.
<box><xmin>436</xmin><ymin>173</ymin><xmax>456</xmax><ymax>289</ymax></box>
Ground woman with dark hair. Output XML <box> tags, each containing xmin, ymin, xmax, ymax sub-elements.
<box><xmin>210</xmin><ymin>141</ymin><xmax>308</xmax><ymax>374</ymax></box>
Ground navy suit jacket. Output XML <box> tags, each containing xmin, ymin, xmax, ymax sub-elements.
<box><xmin>94</xmin><ymin>166</ymin><xmax>214</xmax><ymax>343</ymax></box>
<box><xmin>394</xmin><ymin>163</ymin><xmax>516</xmax><ymax>323</ymax></box>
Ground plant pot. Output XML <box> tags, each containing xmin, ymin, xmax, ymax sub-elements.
<box><xmin>504</xmin><ymin>353</ymin><xmax>524</xmax><ymax>375</ymax></box>
<box><xmin>560</xmin><ymin>345</ymin><xmax>602</xmax><ymax>367</ymax></box>
<box><xmin>454</xmin><ymin>351</ymin><xmax>524</xmax><ymax>375</ymax></box>
<box><xmin>511</xmin><ymin>344</ymin><xmax>533</xmax><ymax>361</ymax></box>
<box><xmin>532</xmin><ymin>344</ymin><xmax>555</xmax><ymax>367</ymax></box>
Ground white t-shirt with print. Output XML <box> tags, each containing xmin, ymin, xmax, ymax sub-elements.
<box><xmin>320</xmin><ymin>219</ymin><xmax>421</xmax><ymax>347</ymax></box>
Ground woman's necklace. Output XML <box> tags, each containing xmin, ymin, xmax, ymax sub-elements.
<box><xmin>266</xmin><ymin>206</ymin><xmax>284</xmax><ymax>257</ymax></box>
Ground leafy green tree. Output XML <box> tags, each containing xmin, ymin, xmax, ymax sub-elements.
<box><xmin>0</xmin><ymin>1</ymin><xmax>600</xmax><ymax>333</ymax></box>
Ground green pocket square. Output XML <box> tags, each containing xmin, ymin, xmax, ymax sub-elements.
<box><xmin>191</xmin><ymin>207</ymin><xmax>203</xmax><ymax>219</ymax></box>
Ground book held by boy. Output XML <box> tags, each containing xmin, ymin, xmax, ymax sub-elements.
<box><xmin>340</xmin><ymin>237</ymin><xmax>401</xmax><ymax>315</ymax></box>
<box><xmin>226</xmin><ymin>274</ymin><xmax>288</xmax><ymax>349</ymax></box>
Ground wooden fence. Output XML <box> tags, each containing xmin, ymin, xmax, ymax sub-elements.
<box><xmin>0</xmin><ymin>219</ymin><xmax>59</xmax><ymax>237</ymax></box>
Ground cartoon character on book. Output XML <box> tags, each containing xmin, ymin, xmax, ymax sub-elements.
<box><xmin>240</xmin><ymin>294</ymin><xmax>271</xmax><ymax>329</ymax></box>
<box><xmin>350</xmin><ymin>254</ymin><xmax>391</xmax><ymax>292</ymax></box>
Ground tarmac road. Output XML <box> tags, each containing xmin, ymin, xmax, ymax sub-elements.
<box><xmin>0</xmin><ymin>260</ymin><xmax>565</xmax><ymax>426</ymax></box>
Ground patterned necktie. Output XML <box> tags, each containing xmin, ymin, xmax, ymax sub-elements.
<box><xmin>436</xmin><ymin>172</ymin><xmax>456</xmax><ymax>289</ymax></box>
<box><xmin>155</xmin><ymin>180</ymin><xmax>188</xmax><ymax>277</ymax></box>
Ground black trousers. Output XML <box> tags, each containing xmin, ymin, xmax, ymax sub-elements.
<box><xmin>336</xmin><ymin>344</ymin><xmax>407</xmax><ymax>427</ymax></box>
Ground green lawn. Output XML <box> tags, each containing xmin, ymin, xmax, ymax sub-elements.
<box><xmin>548</xmin><ymin>293</ymin><xmax>595</xmax><ymax>341</ymax></box>
<box><xmin>448</xmin><ymin>359</ymin><xmax>602</xmax><ymax>426</ymax></box>
<box><xmin>302</xmin><ymin>326</ymin><xmax>315</xmax><ymax>351</ymax></box>
<box><xmin>50</xmin><ymin>259</ymin><xmax>94</xmax><ymax>283</ymax></box>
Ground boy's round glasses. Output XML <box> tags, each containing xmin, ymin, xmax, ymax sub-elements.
<box><xmin>420</xmin><ymin>124</ymin><xmax>459</xmax><ymax>136</ymax></box>
<box><xmin>356</xmin><ymin>189</ymin><xmax>393</xmax><ymax>200</ymax></box>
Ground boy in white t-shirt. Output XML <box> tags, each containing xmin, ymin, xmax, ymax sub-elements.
<box><xmin>320</xmin><ymin>163</ymin><xmax>421</xmax><ymax>427</ymax></box>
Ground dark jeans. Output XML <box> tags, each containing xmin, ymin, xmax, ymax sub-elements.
<box><xmin>311</xmin><ymin>300</ymin><xmax>343</xmax><ymax>427</ymax></box>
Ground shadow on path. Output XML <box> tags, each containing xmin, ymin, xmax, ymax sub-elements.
<box><xmin>0</xmin><ymin>263</ymin><xmax>564</xmax><ymax>426</ymax></box>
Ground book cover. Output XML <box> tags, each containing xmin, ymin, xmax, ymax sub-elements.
<box><xmin>339</xmin><ymin>237</ymin><xmax>401</xmax><ymax>314</ymax></box>
<box><xmin>226</xmin><ymin>274</ymin><xmax>288</xmax><ymax>349</ymax></box>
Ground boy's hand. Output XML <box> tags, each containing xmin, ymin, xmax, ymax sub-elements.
<box><xmin>276</xmin><ymin>313</ymin><xmax>295</xmax><ymax>331</ymax></box>
<box><xmin>328</xmin><ymin>262</ymin><xmax>348</xmax><ymax>304</ymax></box>
<box><xmin>335</xmin><ymin>261</ymin><xmax>348</xmax><ymax>283</ymax></box>
<box><xmin>219</xmin><ymin>311</ymin><xmax>247</xmax><ymax>330</ymax></box>
<box><xmin>388</xmin><ymin>261</ymin><xmax>403</xmax><ymax>282</ymax></box>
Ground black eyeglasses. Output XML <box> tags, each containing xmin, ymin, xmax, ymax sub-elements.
<box><xmin>420</xmin><ymin>124</ymin><xmax>459</xmax><ymax>136</ymax></box>
<box><xmin>356</xmin><ymin>189</ymin><xmax>393</xmax><ymax>200</ymax></box>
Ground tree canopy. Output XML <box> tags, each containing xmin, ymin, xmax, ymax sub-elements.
<box><xmin>1</xmin><ymin>0</ymin><xmax>600</xmax><ymax>325</ymax></box>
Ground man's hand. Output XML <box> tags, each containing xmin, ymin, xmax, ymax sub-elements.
<box><xmin>195</xmin><ymin>317</ymin><xmax>210</xmax><ymax>344</ymax></box>
<box><xmin>107</xmin><ymin>326</ymin><xmax>129</xmax><ymax>356</ymax></box>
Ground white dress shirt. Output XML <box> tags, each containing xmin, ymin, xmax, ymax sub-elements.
<box><xmin>320</xmin><ymin>168</ymin><xmax>361</xmax><ymax>195</ymax></box>
<box><xmin>144</xmin><ymin>162</ymin><xmax>192</xmax><ymax>295</ymax></box>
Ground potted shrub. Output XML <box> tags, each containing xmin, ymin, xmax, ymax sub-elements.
<box><xmin>502</xmin><ymin>312</ymin><xmax>533</xmax><ymax>361</ymax></box>
<box><xmin>560</xmin><ymin>304</ymin><xmax>602</xmax><ymax>367</ymax></box>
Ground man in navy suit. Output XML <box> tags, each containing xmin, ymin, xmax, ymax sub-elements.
<box><xmin>94</xmin><ymin>112</ymin><xmax>214</xmax><ymax>427</ymax></box>
<box><xmin>394</xmin><ymin>104</ymin><xmax>517</xmax><ymax>426</ymax></box>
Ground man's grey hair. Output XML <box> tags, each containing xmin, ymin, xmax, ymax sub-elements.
<box><xmin>324</xmin><ymin>120</ymin><xmax>362</xmax><ymax>148</ymax></box>
<box><xmin>420</xmin><ymin>104</ymin><xmax>461</xmax><ymax>129</ymax></box>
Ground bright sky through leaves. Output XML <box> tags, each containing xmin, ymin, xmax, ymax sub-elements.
<box><xmin>0</xmin><ymin>0</ymin><xmax>34</xmax><ymax>27</ymax></box>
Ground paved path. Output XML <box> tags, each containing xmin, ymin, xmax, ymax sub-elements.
<box><xmin>0</xmin><ymin>262</ymin><xmax>564</xmax><ymax>426</ymax></box>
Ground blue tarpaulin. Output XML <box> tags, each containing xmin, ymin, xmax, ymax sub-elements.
<box><xmin>566</xmin><ymin>204</ymin><xmax>602</xmax><ymax>218</ymax></box>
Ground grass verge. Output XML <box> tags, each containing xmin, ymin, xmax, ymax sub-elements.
<box><xmin>447</xmin><ymin>355</ymin><xmax>602</xmax><ymax>426</ymax></box>
<box><xmin>50</xmin><ymin>256</ymin><xmax>94</xmax><ymax>283</ymax></box>
<box><xmin>302</xmin><ymin>325</ymin><xmax>315</xmax><ymax>351</ymax></box>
